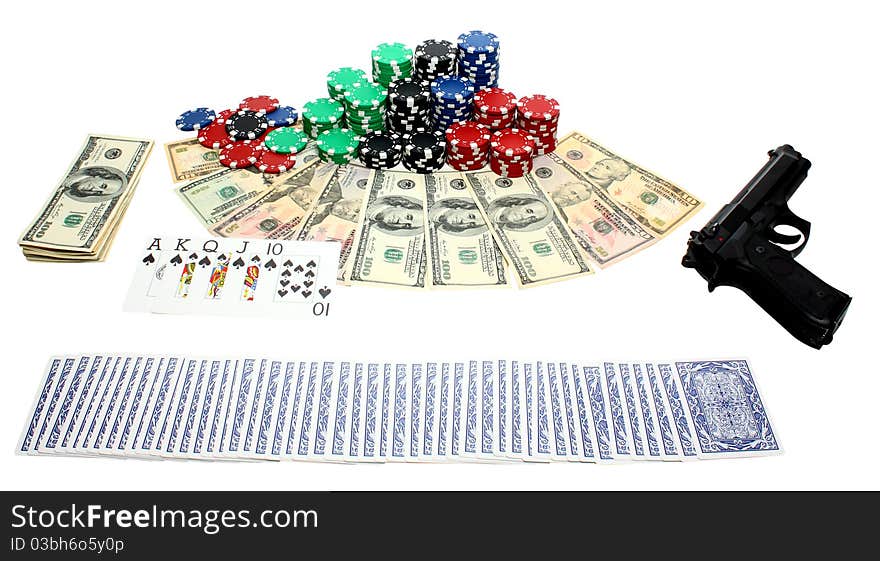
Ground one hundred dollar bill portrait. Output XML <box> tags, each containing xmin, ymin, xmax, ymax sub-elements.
<box><xmin>366</xmin><ymin>195</ymin><xmax>424</xmax><ymax>235</ymax></box>
<box><xmin>487</xmin><ymin>194</ymin><xmax>553</xmax><ymax>232</ymax></box>
<box><xmin>63</xmin><ymin>166</ymin><xmax>128</xmax><ymax>203</ymax></box>
<box><xmin>428</xmin><ymin>197</ymin><xmax>488</xmax><ymax>236</ymax></box>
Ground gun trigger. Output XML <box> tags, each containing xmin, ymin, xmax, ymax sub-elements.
<box><xmin>766</xmin><ymin>229</ymin><xmax>802</xmax><ymax>246</ymax></box>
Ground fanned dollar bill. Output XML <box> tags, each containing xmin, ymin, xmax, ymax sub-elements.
<box><xmin>295</xmin><ymin>165</ymin><xmax>371</xmax><ymax>281</ymax></box>
<box><xmin>346</xmin><ymin>169</ymin><xmax>428</xmax><ymax>289</ymax></box>
<box><xmin>177</xmin><ymin>167</ymin><xmax>277</xmax><ymax>227</ymax></box>
<box><xmin>531</xmin><ymin>153</ymin><xmax>657</xmax><ymax>267</ymax></box>
<box><xmin>425</xmin><ymin>172</ymin><xmax>508</xmax><ymax>288</ymax></box>
<box><xmin>554</xmin><ymin>132</ymin><xmax>702</xmax><ymax>236</ymax></box>
<box><xmin>464</xmin><ymin>170</ymin><xmax>593</xmax><ymax>287</ymax></box>
<box><xmin>211</xmin><ymin>161</ymin><xmax>336</xmax><ymax>239</ymax></box>
<box><xmin>19</xmin><ymin>134</ymin><xmax>154</xmax><ymax>262</ymax></box>
<box><xmin>163</xmin><ymin>138</ymin><xmax>223</xmax><ymax>183</ymax></box>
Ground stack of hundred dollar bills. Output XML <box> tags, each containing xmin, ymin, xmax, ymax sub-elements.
<box><xmin>174</xmin><ymin>132</ymin><xmax>703</xmax><ymax>287</ymax></box>
<box><xmin>19</xmin><ymin>135</ymin><xmax>153</xmax><ymax>262</ymax></box>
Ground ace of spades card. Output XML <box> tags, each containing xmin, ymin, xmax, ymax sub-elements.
<box><xmin>125</xmin><ymin>236</ymin><xmax>340</xmax><ymax>319</ymax></box>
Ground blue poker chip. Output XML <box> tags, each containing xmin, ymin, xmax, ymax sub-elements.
<box><xmin>265</xmin><ymin>105</ymin><xmax>299</xmax><ymax>127</ymax></box>
<box><xmin>431</xmin><ymin>76</ymin><xmax>475</xmax><ymax>101</ymax></box>
<box><xmin>457</xmin><ymin>30</ymin><xmax>500</xmax><ymax>55</ymax></box>
<box><xmin>176</xmin><ymin>108</ymin><xmax>215</xmax><ymax>131</ymax></box>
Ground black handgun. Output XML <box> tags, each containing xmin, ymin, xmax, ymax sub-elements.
<box><xmin>682</xmin><ymin>145</ymin><xmax>851</xmax><ymax>349</ymax></box>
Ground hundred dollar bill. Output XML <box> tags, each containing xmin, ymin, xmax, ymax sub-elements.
<box><xmin>211</xmin><ymin>161</ymin><xmax>336</xmax><ymax>239</ymax></box>
<box><xmin>531</xmin><ymin>153</ymin><xmax>657</xmax><ymax>267</ymax></box>
<box><xmin>295</xmin><ymin>164</ymin><xmax>371</xmax><ymax>281</ymax></box>
<box><xmin>19</xmin><ymin>134</ymin><xmax>153</xmax><ymax>261</ymax></box>
<box><xmin>346</xmin><ymin>169</ymin><xmax>428</xmax><ymax>289</ymax></box>
<box><xmin>163</xmin><ymin>138</ymin><xmax>223</xmax><ymax>183</ymax></box>
<box><xmin>554</xmin><ymin>132</ymin><xmax>702</xmax><ymax>236</ymax></box>
<box><xmin>464</xmin><ymin>170</ymin><xmax>593</xmax><ymax>287</ymax></box>
<box><xmin>425</xmin><ymin>172</ymin><xmax>508</xmax><ymax>288</ymax></box>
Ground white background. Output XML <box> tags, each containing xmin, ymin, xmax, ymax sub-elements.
<box><xmin>1</xmin><ymin>1</ymin><xmax>876</xmax><ymax>490</ymax></box>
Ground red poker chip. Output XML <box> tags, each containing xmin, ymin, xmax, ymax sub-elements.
<box><xmin>516</xmin><ymin>117</ymin><xmax>559</xmax><ymax>131</ymax></box>
<box><xmin>446</xmin><ymin>122</ymin><xmax>491</xmax><ymax>150</ymax></box>
<box><xmin>490</xmin><ymin>128</ymin><xmax>536</xmax><ymax>157</ymax></box>
<box><xmin>256</xmin><ymin>150</ymin><xmax>296</xmax><ymax>174</ymax></box>
<box><xmin>473</xmin><ymin>88</ymin><xmax>517</xmax><ymax>115</ymax></box>
<box><xmin>448</xmin><ymin>159</ymin><xmax>488</xmax><ymax>171</ymax></box>
<box><xmin>219</xmin><ymin>142</ymin><xmax>262</xmax><ymax>168</ymax></box>
<box><xmin>239</xmin><ymin>95</ymin><xmax>280</xmax><ymax>115</ymax></box>
<box><xmin>198</xmin><ymin>120</ymin><xmax>234</xmax><ymax>149</ymax></box>
<box><xmin>216</xmin><ymin>108</ymin><xmax>236</xmax><ymax>120</ymax></box>
<box><xmin>516</xmin><ymin>94</ymin><xmax>560</xmax><ymax>121</ymax></box>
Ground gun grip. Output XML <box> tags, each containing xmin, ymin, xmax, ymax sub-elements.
<box><xmin>733</xmin><ymin>239</ymin><xmax>851</xmax><ymax>348</ymax></box>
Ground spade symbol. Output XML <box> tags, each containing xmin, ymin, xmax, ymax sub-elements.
<box><xmin>251</xmin><ymin>255</ymin><xmax>261</xmax><ymax>263</ymax></box>
<box><xmin>302</xmin><ymin>290</ymin><xmax>312</xmax><ymax>299</ymax></box>
<box><xmin>307</xmin><ymin>260</ymin><xmax>317</xmax><ymax>268</ymax></box>
<box><xmin>170</xmin><ymin>254</ymin><xmax>183</xmax><ymax>265</ymax></box>
<box><xmin>319</xmin><ymin>286</ymin><xmax>332</xmax><ymax>299</ymax></box>
<box><xmin>281</xmin><ymin>269</ymin><xmax>292</xmax><ymax>277</ymax></box>
<box><xmin>280</xmin><ymin>279</ymin><xmax>290</xmax><ymax>287</ymax></box>
<box><xmin>265</xmin><ymin>259</ymin><xmax>277</xmax><ymax>270</ymax></box>
<box><xmin>304</xmin><ymin>270</ymin><xmax>315</xmax><ymax>278</ymax></box>
<box><xmin>283</xmin><ymin>259</ymin><xmax>293</xmax><ymax>267</ymax></box>
<box><xmin>291</xmin><ymin>284</ymin><xmax>301</xmax><ymax>293</ymax></box>
<box><xmin>233</xmin><ymin>257</ymin><xmax>245</xmax><ymax>268</ymax></box>
<box><xmin>277</xmin><ymin>289</ymin><xmax>288</xmax><ymax>298</ymax></box>
<box><xmin>142</xmin><ymin>253</ymin><xmax>155</xmax><ymax>265</ymax></box>
<box><xmin>304</xmin><ymin>280</ymin><xmax>314</xmax><ymax>288</ymax></box>
<box><xmin>293</xmin><ymin>265</ymin><xmax>304</xmax><ymax>273</ymax></box>
<box><xmin>198</xmin><ymin>256</ymin><xmax>211</xmax><ymax>267</ymax></box>
<box><xmin>189</xmin><ymin>253</ymin><xmax>198</xmax><ymax>260</ymax></box>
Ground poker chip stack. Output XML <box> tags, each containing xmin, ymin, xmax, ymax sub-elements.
<box><xmin>430</xmin><ymin>76</ymin><xmax>475</xmax><ymax>132</ymax></box>
<box><xmin>472</xmin><ymin>87</ymin><xmax>517</xmax><ymax>131</ymax></box>
<box><xmin>385</xmin><ymin>78</ymin><xmax>433</xmax><ymax>134</ymax></box>
<box><xmin>445</xmin><ymin>122</ymin><xmax>491</xmax><ymax>171</ymax></box>
<box><xmin>358</xmin><ymin>131</ymin><xmax>403</xmax><ymax>170</ymax></box>
<box><xmin>316</xmin><ymin>128</ymin><xmax>360</xmax><ymax>165</ymax></box>
<box><xmin>302</xmin><ymin>98</ymin><xmax>345</xmax><ymax>139</ymax></box>
<box><xmin>515</xmin><ymin>94</ymin><xmax>560</xmax><ymax>155</ymax></box>
<box><xmin>456</xmin><ymin>30</ymin><xmax>500</xmax><ymax>90</ymax></box>
<box><xmin>489</xmin><ymin>128</ymin><xmax>536</xmax><ymax>178</ymax></box>
<box><xmin>413</xmin><ymin>39</ymin><xmax>457</xmax><ymax>83</ymax></box>
<box><xmin>343</xmin><ymin>82</ymin><xmax>388</xmax><ymax>136</ymax></box>
<box><xmin>326</xmin><ymin>67</ymin><xmax>369</xmax><ymax>102</ymax></box>
<box><xmin>401</xmin><ymin>129</ymin><xmax>447</xmax><ymax>173</ymax></box>
<box><xmin>371</xmin><ymin>42</ymin><xmax>413</xmax><ymax>88</ymax></box>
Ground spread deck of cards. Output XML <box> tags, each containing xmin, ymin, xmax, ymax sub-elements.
<box><xmin>18</xmin><ymin>357</ymin><xmax>780</xmax><ymax>462</ymax></box>
<box><xmin>14</xmin><ymin>29</ymin><xmax>782</xmax><ymax>464</ymax></box>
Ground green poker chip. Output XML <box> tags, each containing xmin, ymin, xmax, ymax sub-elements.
<box><xmin>371</xmin><ymin>42</ymin><xmax>413</xmax><ymax>66</ymax></box>
<box><xmin>264</xmin><ymin>127</ymin><xmax>309</xmax><ymax>154</ymax></box>
<box><xmin>327</xmin><ymin>67</ymin><xmax>368</xmax><ymax>95</ymax></box>
<box><xmin>303</xmin><ymin>98</ymin><xmax>345</xmax><ymax>125</ymax></box>
<box><xmin>316</xmin><ymin>128</ymin><xmax>360</xmax><ymax>156</ymax></box>
<box><xmin>343</xmin><ymin>83</ymin><xmax>387</xmax><ymax>109</ymax></box>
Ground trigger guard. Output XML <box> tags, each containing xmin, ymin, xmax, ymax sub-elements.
<box><xmin>768</xmin><ymin>212</ymin><xmax>812</xmax><ymax>257</ymax></box>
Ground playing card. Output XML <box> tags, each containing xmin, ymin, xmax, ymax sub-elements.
<box><xmin>280</xmin><ymin>362</ymin><xmax>310</xmax><ymax>459</ymax></box>
<box><xmin>450</xmin><ymin>362</ymin><xmax>465</xmax><ymax>460</ymax></box>
<box><xmin>40</xmin><ymin>356</ymin><xmax>91</xmax><ymax>454</ymax></box>
<box><xmin>479</xmin><ymin>360</ymin><xmax>495</xmax><ymax>459</ymax></box>
<box><xmin>629</xmin><ymin>363</ymin><xmax>668</xmax><ymax>460</ymax></box>
<box><xmin>673</xmin><ymin>360</ymin><xmax>781</xmax><ymax>458</ymax></box>
<box><xmin>389</xmin><ymin>363</ymin><xmax>409</xmax><ymax>461</ymax></box>
<box><xmin>554</xmin><ymin>362</ymin><xmax>585</xmax><ymax>462</ymax></box>
<box><xmin>617</xmin><ymin>362</ymin><xmax>647</xmax><ymax>458</ymax></box>
<box><xmin>113</xmin><ymin>356</ymin><xmax>158</xmax><ymax>454</ymax></box>
<box><xmin>177</xmin><ymin>359</ymin><xmax>211</xmax><ymax>456</ymax></box>
<box><xmin>582</xmin><ymin>365</ymin><xmax>615</xmax><ymax>462</ymax></box>
<box><xmin>308</xmin><ymin>362</ymin><xmax>337</xmax><ymax>461</ymax></box>
<box><xmin>80</xmin><ymin>356</ymin><xmax>125</xmax><ymax>453</ymax></box>
<box><xmin>545</xmin><ymin>362</ymin><xmax>571</xmax><ymax>460</ymax></box>
<box><xmin>18</xmin><ymin>357</ymin><xmax>66</xmax><ymax>454</ymax></box>
<box><xmin>52</xmin><ymin>356</ymin><xmax>107</xmax><ymax>456</ymax></box>
<box><xmin>292</xmin><ymin>361</ymin><xmax>320</xmax><ymax>461</ymax></box>
<box><xmin>268</xmin><ymin>361</ymin><xmax>297</xmax><ymax>458</ymax></box>
<box><xmin>602</xmin><ymin>363</ymin><xmax>636</xmax><ymax>459</ymax></box>
<box><xmin>161</xmin><ymin>358</ymin><xmax>201</xmax><ymax>457</ymax></box>
<box><xmin>409</xmin><ymin>363</ymin><xmax>424</xmax><ymax>461</ymax></box>
<box><xmin>655</xmin><ymin>363</ymin><xmax>699</xmax><ymax>459</ymax></box>
<box><xmin>643</xmin><ymin>362</ymin><xmax>681</xmax><ymax>459</ymax></box>
<box><xmin>532</xmin><ymin>362</ymin><xmax>553</xmax><ymax>461</ymax></box>
<box><xmin>508</xmin><ymin>360</ymin><xmax>525</xmax><ymax>460</ymax></box>
<box><xmin>137</xmin><ymin>357</ymin><xmax>184</xmax><ymax>456</ymax></box>
<box><xmin>463</xmin><ymin>360</ymin><xmax>479</xmax><ymax>458</ymax></box>
<box><xmin>566</xmin><ymin>362</ymin><xmax>596</xmax><ymax>462</ymax></box>
<box><xmin>190</xmin><ymin>359</ymin><xmax>224</xmax><ymax>458</ymax></box>
<box><xmin>495</xmin><ymin>360</ymin><xmax>507</xmax><ymax>458</ymax></box>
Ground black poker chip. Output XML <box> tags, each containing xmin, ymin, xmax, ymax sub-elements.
<box><xmin>414</xmin><ymin>39</ymin><xmax>457</xmax><ymax>83</ymax></box>
<box><xmin>225</xmin><ymin>110</ymin><xmax>269</xmax><ymax>141</ymax></box>
<box><xmin>358</xmin><ymin>131</ymin><xmax>403</xmax><ymax>169</ymax></box>
<box><xmin>386</xmin><ymin>78</ymin><xmax>433</xmax><ymax>134</ymax></box>
<box><xmin>401</xmin><ymin>129</ymin><xmax>446</xmax><ymax>173</ymax></box>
